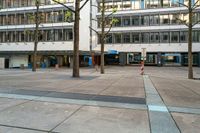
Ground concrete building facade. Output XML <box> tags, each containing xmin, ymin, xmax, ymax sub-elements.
<box><xmin>93</xmin><ymin>0</ymin><xmax>200</xmax><ymax>66</ymax></box>
<box><xmin>0</xmin><ymin>0</ymin><xmax>200</xmax><ymax>68</ymax></box>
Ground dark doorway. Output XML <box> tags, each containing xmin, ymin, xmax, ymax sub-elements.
<box><xmin>5</xmin><ymin>59</ymin><xmax>9</xmax><ymax>68</ymax></box>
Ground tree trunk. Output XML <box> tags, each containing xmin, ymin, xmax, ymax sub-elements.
<box><xmin>73</xmin><ymin>0</ymin><xmax>80</xmax><ymax>77</ymax></box>
<box><xmin>32</xmin><ymin>1</ymin><xmax>39</xmax><ymax>72</ymax></box>
<box><xmin>100</xmin><ymin>0</ymin><xmax>105</xmax><ymax>74</ymax></box>
<box><xmin>188</xmin><ymin>0</ymin><xmax>193</xmax><ymax>79</ymax></box>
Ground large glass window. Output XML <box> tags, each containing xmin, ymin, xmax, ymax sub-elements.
<box><xmin>113</xmin><ymin>17</ymin><xmax>122</xmax><ymax>27</ymax></box>
<box><xmin>122</xmin><ymin>1</ymin><xmax>131</xmax><ymax>10</ymax></box>
<box><xmin>131</xmin><ymin>0</ymin><xmax>141</xmax><ymax>9</ymax></box>
<box><xmin>123</xmin><ymin>16</ymin><xmax>131</xmax><ymax>26</ymax></box>
<box><xmin>161</xmin><ymin>0</ymin><xmax>170</xmax><ymax>7</ymax></box>
<box><xmin>150</xmin><ymin>32</ymin><xmax>160</xmax><ymax>43</ymax></box>
<box><xmin>171</xmin><ymin>31</ymin><xmax>180</xmax><ymax>43</ymax></box>
<box><xmin>123</xmin><ymin>33</ymin><xmax>131</xmax><ymax>43</ymax></box>
<box><xmin>193</xmin><ymin>31</ymin><xmax>200</xmax><ymax>42</ymax></box>
<box><xmin>114</xmin><ymin>33</ymin><xmax>122</xmax><ymax>43</ymax></box>
<box><xmin>160</xmin><ymin>32</ymin><xmax>169</xmax><ymax>43</ymax></box>
<box><xmin>105</xmin><ymin>34</ymin><xmax>113</xmax><ymax>44</ymax></box>
<box><xmin>160</xmin><ymin>14</ymin><xmax>170</xmax><ymax>25</ymax></box>
<box><xmin>132</xmin><ymin>33</ymin><xmax>140</xmax><ymax>43</ymax></box>
<box><xmin>132</xmin><ymin>16</ymin><xmax>140</xmax><ymax>26</ymax></box>
<box><xmin>141</xmin><ymin>32</ymin><xmax>149</xmax><ymax>43</ymax></box>
<box><xmin>170</xmin><ymin>14</ymin><xmax>180</xmax><ymax>24</ymax></box>
<box><xmin>180</xmin><ymin>31</ymin><xmax>188</xmax><ymax>42</ymax></box>
<box><xmin>150</xmin><ymin>15</ymin><xmax>159</xmax><ymax>25</ymax></box>
<box><xmin>141</xmin><ymin>16</ymin><xmax>149</xmax><ymax>26</ymax></box>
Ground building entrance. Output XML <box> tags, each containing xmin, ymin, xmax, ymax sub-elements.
<box><xmin>163</xmin><ymin>53</ymin><xmax>181</xmax><ymax>66</ymax></box>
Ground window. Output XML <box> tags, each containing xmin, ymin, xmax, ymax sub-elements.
<box><xmin>113</xmin><ymin>17</ymin><xmax>121</xmax><ymax>27</ymax></box>
<box><xmin>123</xmin><ymin>16</ymin><xmax>131</xmax><ymax>26</ymax></box>
<box><xmin>132</xmin><ymin>16</ymin><xmax>140</xmax><ymax>26</ymax></box>
<box><xmin>170</xmin><ymin>14</ymin><xmax>180</xmax><ymax>24</ymax></box>
<box><xmin>123</xmin><ymin>33</ymin><xmax>131</xmax><ymax>43</ymax></box>
<box><xmin>150</xmin><ymin>32</ymin><xmax>160</xmax><ymax>43</ymax></box>
<box><xmin>122</xmin><ymin>1</ymin><xmax>131</xmax><ymax>10</ymax></box>
<box><xmin>141</xmin><ymin>16</ymin><xmax>149</xmax><ymax>26</ymax></box>
<box><xmin>160</xmin><ymin>32</ymin><xmax>169</xmax><ymax>43</ymax></box>
<box><xmin>171</xmin><ymin>31</ymin><xmax>180</xmax><ymax>43</ymax></box>
<box><xmin>132</xmin><ymin>33</ymin><xmax>140</xmax><ymax>43</ymax></box>
<box><xmin>105</xmin><ymin>34</ymin><xmax>113</xmax><ymax>44</ymax></box>
<box><xmin>141</xmin><ymin>33</ymin><xmax>149</xmax><ymax>43</ymax></box>
<box><xmin>180</xmin><ymin>31</ymin><xmax>188</xmax><ymax>42</ymax></box>
<box><xmin>150</xmin><ymin>15</ymin><xmax>159</xmax><ymax>25</ymax></box>
<box><xmin>114</xmin><ymin>33</ymin><xmax>122</xmax><ymax>43</ymax></box>
<box><xmin>160</xmin><ymin>14</ymin><xmax>169</xmax><ymax>25</ymax></box>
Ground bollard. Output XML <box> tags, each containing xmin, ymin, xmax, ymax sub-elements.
<box><xmin>140</xmin><ymin>61</ymin><xmax>144</xmax><ymax>75</ymax></box>
<box><xmin>55</xmin><ymin>64</ymin><xmax>59</xmax><ymax>70</ymax></box>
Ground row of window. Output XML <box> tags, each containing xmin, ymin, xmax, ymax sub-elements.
<box><xmin>99</xmin><ymin>0</ymin><xmax>200</xmax><ymax>11</ymax></box>
<box><xmin>0</xmin><ymin>29</ymin><xmax>73</xmax><ymax>43</ymax></box>
<box><xmin>0</xmin><ymin>0</ymin><xmax>73</xmax><ymax>9</ymax></box>
<box><xmin>98</xmin><ymin>13</ymin><xmax>200</xmax><ymax>27</ymax></box>
<box><xmin>100</xmin><ymin>31</ymin><xmax>200</xmax><ymax>44</ymax></box>
<box><xmin>0</xmin><ymin>10</ymin><xmax>73</xmax><ymax>26</ymax></box>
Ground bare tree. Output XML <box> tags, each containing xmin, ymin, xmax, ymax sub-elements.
<box><xmin>177</xmin><ymin>0</ymin><xmax>200</xmax><ymax>79</ymax></box>
<box><xmin>28</xmin><ymin>0</ymin><xmax>44</xmax><ymax>72</ymax></box>
<box><xmin>53</xmin><ymin>0</ymin><xmax>89</xmax><ymax>77</ymax></box>
<box><xmin>32</xmin><ymin>0</ymin><xmax>40</xmax><ymax>72</ymax></box>
<box><xmin>90</xmin><ymin>0</ymin><xmax>118</xmax><ymax>74</ymax></box>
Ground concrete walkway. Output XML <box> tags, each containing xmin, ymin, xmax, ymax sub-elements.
<box><xmin>0</xmin><ymin>66</ymin><xmax>199</xmax><ymax>133</ymax></box>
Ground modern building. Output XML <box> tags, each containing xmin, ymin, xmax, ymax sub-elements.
<box><xmin>0</xmin><ymin>0</ymin><xmax>200</xmax><ymax>68</ymax></box>
<box><xmin>92</xmin><ymin>0</ymin><xmax>200</xmax><ymax>66</ymax></box>
<box><xmin>0</xmin><ymin>0</ymin><xmax>91</xmax><ymax>68</ymax></box>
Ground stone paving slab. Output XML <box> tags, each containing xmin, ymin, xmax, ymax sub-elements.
<box><xmin>0</xmin><ymin>98</ymin><xmax>28</xmax><ymax>112</ymax></box>
<box><xmin>0</xmin><ymin>101</ymin><xmax>80</xmax><ymax>131</ymax></box>
<box><xmin>0</xmin><ymin>89</ymin><xmax>146</xmax><ymax>105</ymax></box>
<box><xmin>149</xmin><ymin>111</ymin><xmax>180</xmax><ymax>133</ymax></box>
<box><xmin>150</xmin><ymin>76</ymin><xmax>200</xmax><ymax>109</ymax></box>
<box><xmin>54</xmin><ymin>106</ymin><xmax>150</xmax><ymax>133</ymax></box>
<box><xmin>172</xmin><ymin>112</ymin><xmax>200</xmax><ymax>133</ymax></box>
<box><xmin>0</xmin><ymin>126</ymin><xmax>45</xmax><ymax>133</ymax></box>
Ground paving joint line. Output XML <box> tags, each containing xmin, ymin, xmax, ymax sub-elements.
<box><xmin>49</xmin><ymin>106</ymin><xmax>83</xmax><ymax>132</ymax></box>
<box><xmin>0</xmin><ymin>124</ymin><xmax>59</xmax><ymax>133</ymax></box>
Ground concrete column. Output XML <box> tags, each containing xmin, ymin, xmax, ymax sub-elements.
<box><xmin>180</xmin><ymin>53</ymin><xmax>184</xmax><ymax>66</ymax></box>
<box><xmin>119</xmin><ymin>53</ymin><xmax>127</xmax><ymax>66</ymax></box>
<box><xmin>157</xmin><ymin>52</ymin><xmax>162</xmax><ymax>67</ymax></box>
<box><xmin>198</xmin><ymin>52</ymin><xmax>200</xmax><ymax>67</ymax></box>
<box><xmin>70</xmin><ymin>56</ymin><xmax>73</xmax><ymax>68</ymax></box>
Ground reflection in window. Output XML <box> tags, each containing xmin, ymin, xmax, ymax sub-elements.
<box><xmin>160</xmin><ymin>32</ymin><xmax>169</xmax><ymax>43</ymax></box>
<box><xmin>114</xmin><ymin>33</ymin><xmax>122</xmax><ymax>43</ymax></box>
<box><xmin>141</xmin><ymin>33</ymin><xmax>149</xmax><ymax>43</ymax></box>
<box><xmin>123</xmin><ymin>33</ymin><xmax>131</xmax><ymax>43</ymax></box>
<box><xmin>171</xmin><ymin>31</ymin><xmax>180</xmax><ymax>43</ymax></box>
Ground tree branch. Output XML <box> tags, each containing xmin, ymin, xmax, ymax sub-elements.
<box><xmin>91</xmin><ymin>18</ymin><xmax>98</xmax><ymax>22</ymax></box>
<box><xmin>175</xmin><ymin>17</ymin><xmax>189</xmax><ymax>27</ymax></box>
<box><xmin>79</xmin><ymin>0</ymin><xmax>89</xmax><ymax>11</ymax></box>
<box><xmin>52</xmin><ymin>0</ymin><xmax>75</xmax><ymax>13</ymax></box>
<box><xmin>192</xmin><ymin>19</ymin><xmax>200</xmax><ymax>27</ymax></box>
<box><xmin>89</xmin><ymin>26</ymin><xmax>99</xmax><ymax>35</ymax></box>
<box><xmin>105</xmin><ymin>12</ymin><xmax>115</xmax><ymax>20</ymax></box>
<box><xmin>104</xmin><ymin>24</ymin><xmax>113</xmax><ymax>38</ymax></box>
<box><xmin>91</xmin><ymin>4</ymin><xmax>101</xmax><ymax>10</ymax></box>
<box><xmin>178</xmin><ymin>2</ymin><xmax>189</xmax><ymax>8</ymax></box>
<box><xmin>192</xmin><ymin>0</ymin><xmax>200</xmax><ymax>9</ymax></box>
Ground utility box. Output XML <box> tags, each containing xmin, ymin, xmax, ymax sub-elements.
<box><xmin>0</xmin><ymin>58</ymin><xmax>5</xmax><ymax>69</ymax></box>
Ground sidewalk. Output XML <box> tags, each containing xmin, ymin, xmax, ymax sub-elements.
<box><xmin>0</xmin><ymin>66</ymin><xmax>199</xmax><ymax>133</ymax></box>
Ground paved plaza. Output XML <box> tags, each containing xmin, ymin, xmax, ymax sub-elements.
<box><xmin>0</xmin><ymin>66</ymin><xmax>200</xmax><ymax>133</ymax></box>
